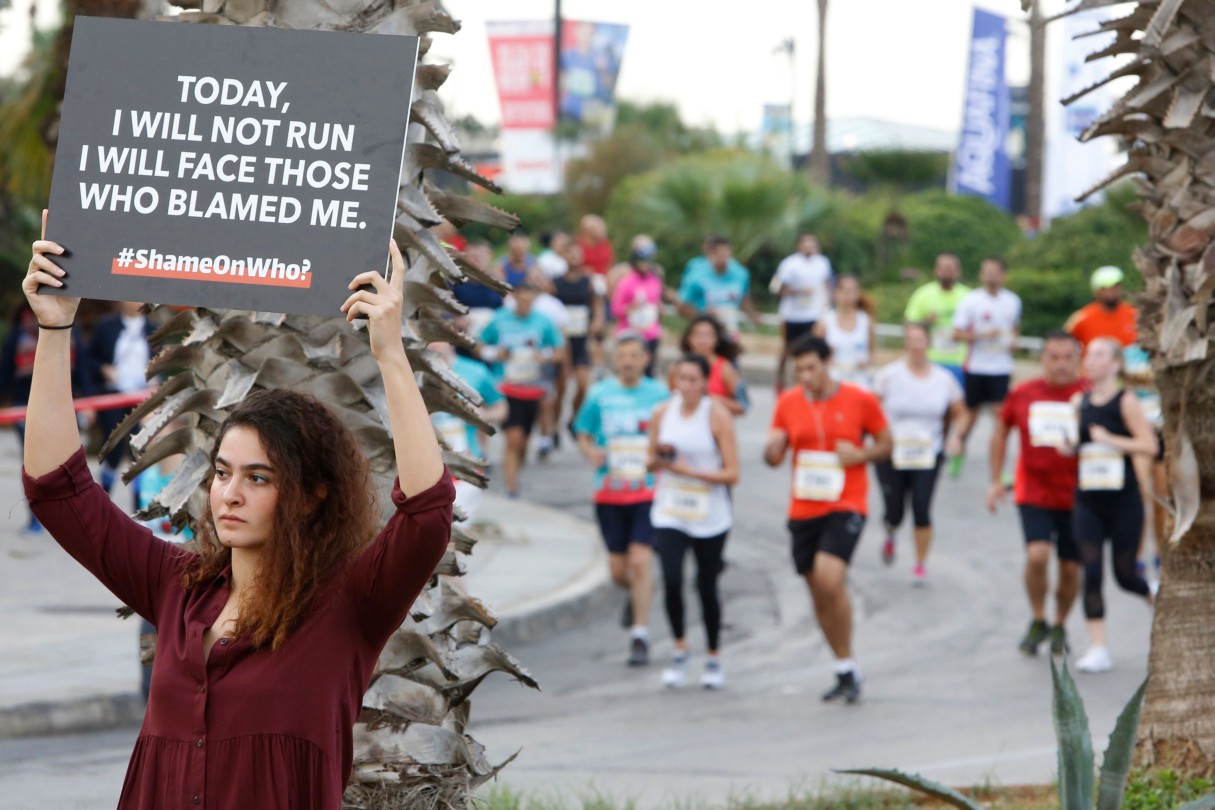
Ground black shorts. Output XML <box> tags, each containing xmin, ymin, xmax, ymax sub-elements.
<box><xmin>788</xmin><ymin>511</ymin><xmax>865</xmax><ymax>574</ymax></box>
<box><xmin>964</xmin><ymin>372</ymin><xmax>1010</xmax><ymax>409</ymax></box>
<box><xmin>1017</xmin><ymin>504</ymin><xmax>1080</xmax><ymax>562</ymax></box>
<box><xmin>784</xmin><ymin>320</ymin><xmax>817</xmax><ymax>346</ymax></box>
<box><xmin>595</xmin><ymin>502</ymin><xmax>654</xmax><ymax>555</ymax></box>
<box><xmin>504</xmin><ymin>397</ymin><xmax>542</xmax><ymax>435</ymax></box>
<box><xmin>566</xmin><ymin>336</ymin><xmax>590</xmax><ymax>368</ymax></box>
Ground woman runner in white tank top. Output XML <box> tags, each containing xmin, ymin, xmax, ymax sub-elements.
<box><xmin>647</xmin><ymin>354</ymin><xmax>739</xmax><ymax>690</ymax></box>
<box><xmin>814</xmin><ymin>275</ymin><xmax>875</xmax><ymax>389</ymax></box>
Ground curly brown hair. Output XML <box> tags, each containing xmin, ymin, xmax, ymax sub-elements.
<box><xmin>182</xmin><ymin>389</ymin><xmax>380</xmax><ymax>650</ymax></box>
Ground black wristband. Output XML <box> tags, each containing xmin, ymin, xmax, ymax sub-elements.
<box><xmin>37</xmin><ymin>322</ymin><xmax>74</xmax><ymax>330</ymax></box>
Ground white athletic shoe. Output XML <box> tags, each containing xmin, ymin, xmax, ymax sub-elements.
<box><xmin>662</xmin><ymin>653</ymin><xmax>689</xmax><ymax>688</ymax></box>
<box><xmin>701</xmin><ymin>658</ymin><xmax>726</xmax><ymax>690</ymax></box>
<box><xmin>1076</xmin><ymin>646</ymin><xmax>1113</xmax><ymax>673</ymax></box>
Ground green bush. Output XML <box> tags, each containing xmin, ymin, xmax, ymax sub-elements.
<box><xmin>1008</xmin><ymin>184</ymin><xmax>1148</xmax><ymax>275</ymax></box>
<box><xmin>1007</xmin><ymin>267</ymin><xmax>1092</xmax><ymax>337</ymax></box>
<box><xmin>461</xmin><ymin>192</ymin><xmax>573</xmax><ymax>247</ymax></box>
<box><xmin>896</xmin><ymin>191</ymin><xmax>1024</xmax><ymax>280</ymax></box>
<box><xmin>1124</xmin><ymin>771</ymin><xmax>1215</xmax><ymax>810</ymax></box>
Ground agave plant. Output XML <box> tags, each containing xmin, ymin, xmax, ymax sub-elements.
<box><xmin>83</xmin><ymin>1</ymin><xmax>536</xmax><ymax>807</ymax></box>
<box><xmin>837</xmin><ymin>661</ymin><xmax>1215</xmax><ymax>810</ymax></box>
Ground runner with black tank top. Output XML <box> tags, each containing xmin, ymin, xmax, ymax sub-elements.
<box><xmin>552</xmin><ymin>262</ymin><xmax>602</xmax><ymax>443</ymax></box>
<box><xmin>647</xmin><ymin>354</ymin><xmax>739</xmax><ymax>690</ymax></box>
<box><xmin>1069</xmin><ymin>338</ymin><xmax>1158</xmax><ymax>673</ymax></box>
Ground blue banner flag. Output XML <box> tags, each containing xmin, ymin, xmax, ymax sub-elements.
<box><xmin>954</xmin><ymin>7</ymin><xmax>1011</xmax><ymax>211</ymax></box>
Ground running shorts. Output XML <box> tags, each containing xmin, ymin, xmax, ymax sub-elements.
<box><xmin>784</xmin><ymin>320</ymin><xmax>817</xmax><ymax>346</ymax></box>
<box><xmin>788</xmin><ymin>511</ymin><xmax>865</xmax><ymax>574</ymax></box>
<box><xmin>1017</xmin><ymin>504</ymin><xmax>1080</xmax><ymax>562</ymax></box>
<box><xmin>567</xmin><ymin>336</ymin><xmax>591</xmax><ymax>368</ymax></box>
<box><xmin>595</xmin><ymin>502</ymin><xmax>654</xmax><ymax>554</ymax></box>
<box><xmin>504</xmin><ymin>397</ymin><xmax>542</xmax><ymax>435</ymax></box>
<box><xmin>964</xmin><ymin>372</ymin><xmax>1011</xmax><ymax>409</ymax></box>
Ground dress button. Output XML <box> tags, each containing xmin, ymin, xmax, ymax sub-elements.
<box><xmin>192</xmin><ymin>795</ymin><xmax>200</xmax><ymax>804</ymax></box>
<box><xmin>219</xmin><ymin>639</ymin><xmax>228</xmax><ymax>646</ymax></box>
<box><xmin>196</xmin><ymin>738</ymin><xmax>204</xmax><ymax>748</ymax></box>
<box><xmin>199</xmin><ymin>684</ymin><xmax>206</xmax><ymax>693</ymax></box>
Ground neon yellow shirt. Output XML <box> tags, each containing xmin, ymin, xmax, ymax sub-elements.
<box><xmin>904</xmin><ymin>281</ymin><xmax>972</xmax><ymax>365</ymax></box>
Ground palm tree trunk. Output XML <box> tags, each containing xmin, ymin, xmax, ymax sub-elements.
<box><xmin>807</xmin><ymin>0</ymin><xmax>830</xmax><ymax>186</ymax></box>
<box><xmin>1024</xmin><ymin>2</ymin><xmax>1044</xmax><ymax>223</ymax></box>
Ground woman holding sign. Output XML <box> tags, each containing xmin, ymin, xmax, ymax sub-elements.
<box><xmin>23</xmin><ymin>217</ymin><xmax>452</xmax><ymax>809</ymax></box>
<box><xmin>1068</xmin><ymin>338</ymin><xmax>1157</xmax><ymax>673</ymax></box>
<box><xmin>647</xmin><ymin>353</ymin><xmax>738</xmax><ymax>690</ymax></box>
<box><xmin>872</xmin><ymin>323</ymin><xmax>965</xmax><ymax>584</ymax></box>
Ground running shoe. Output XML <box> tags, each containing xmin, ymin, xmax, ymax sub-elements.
<box><xmin>911</xmin><ymin>563</ymin><xmax>927</xmax><ymax>587</ymax></box>
<box><xmin>881</xmin><ymin>534</ymin><xmax>895</xmax><ymax>566</ymax></box>
<box><xmin>822</xmin><ymin>671</ymin><xmax>861</xmax><ymax>704</ymax></box>
<box><xmin>662</xmin><ymin>653</ymin><xmax>689</xmax><ymax>688</ymax></box>
<box><xmin>1076</xmin><ymin>646</ymin><xmax>1113</xmax><ymax>673</ymax></box>
<box><xmin>701</xmin><ymin>658</ymin><xmax>726</xmax><ymax>690</ymax></box>
<box><xmin>1019</xmin><ymin>619</ymin><xmax>1050</xmax><ymax>656</ymax></box>
<box><xmin>627</xmin><ymin>635</ymin><xmax>649</xmax><ymax>667</ymax></box>
<box><xmin>948</xmin><ymin>455</ymin><xmax>965</xmax><ymax>479</ymax></box>
<box><xmin>1049</xmin><ymin>624</ymin><xmax>1069</xmax><ymax>656</ymax></box>
<box><xmin>536</xmin><ymin>435</ymin><xmax>553</xmax><ymax>462</ymax></box>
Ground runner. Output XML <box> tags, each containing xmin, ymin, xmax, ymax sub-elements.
<box><xmin>536</xmin><ymin>230</ymin><xmax>572</xmax><ymax>285</ymax></box>
<box><xmin>573</xmin><ymin>334</ymin><xmax>670</xmax><ymax>666</ymax></box>
<box><xmin>772</xmin><ymin>233</ymin><xmax>834</xmax><ymax>392</ymax></box>
<box><xmin>1064</xmin><ymin>266</ymin><xmax>1138</xmax><ymax>349</ymax></box>
<box><xmin>1068</xmin><ymin>338</ymin><xmax>1157</xmax><ymax>673</ymax></box>
<box><xmin>577</xmin><ymin>214</ymin><xmax>615</xmax><ymax>278</ymax></box>
<box><xmin>950</xmin><ymin>256</ymin><xmax>1021</xmax><ymax>477</ymax></box>
<box><xmin>764</xmin><ymin>335</ymin><xmax>892</xmax><ymax>704</ymax></box>
<box><xmin>813</xmin><ymin>275</ymin><xmax>876</xmax><ymax>389</ymax></box>
<box><xmin>610</xmin><ymin>235</ymin><xmax>672</xmax><ymax>372</ymax></box>
<box><xmin>676</xmin><ymin>235</ymin><xmax>763</xmax><ymax>340</ymax></box>
<box><xmin>498</xmin><ymin>231</ymin><xmax>537</xmax><ymax>288</ymax></box>
<box><xmin>552</xmin><ymin>246</ymin><xmax>605</xmax><ymax>445</ymax></box>
<box><xmin>987</xmin><ymin>330</ymin><xmax>1087</xmax><ymax>657</ymax></box>
<box><xmin>429</xmin><ymin>341</ymin><xmax>507</xmax><ymax>522</ymax></box>
<box><xmin>673</xmin><ymin>315</ymin><xmax>746</xmax><ymax>416</ymax></box>
<box><xmin>904</xmin><ymin>252</ymin><xmax>971</xmax><ymax>385</ymax></box>
<box><xmin>451</xmin><ymin>240</ymin><xmax>504</xmax><ymax>345</ymax></box>
<box><xmin>648</xmin><ymin>353</ymin><xmax>738</xmax><ymax>689</ymax></box>
<box><xmin>477</xmin><ymin>282</ymin><xmax>564</xmax><ymax>499</ymax></box>
<box><xmin>872</xmin><ymin>323</ymin><xmax>965</xmax><ymax>583</ymax></box>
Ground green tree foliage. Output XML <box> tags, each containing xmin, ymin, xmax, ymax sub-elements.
<box><xmin>838</xmin><ymin>149</ymin><xmax>950</xmax><ymax>193</ymax></box>
<box><xmin>1008</xmin><ymin>184</ymin><xmax>1147</xmax><ymax>275</ymax></box>
<box><xmin>605</xmin><ymin>149</ymin><xmax>833</xmax><ymax>291</ymax></box>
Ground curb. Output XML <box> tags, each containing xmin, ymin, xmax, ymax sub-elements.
<box><xmin>490</xmin><ymin>544</ymin><xmax>614</xmax><ymax>648</ymax></box>
<box><xmin>0</xmin><ymin>692</ymin><xmax>145</xmax><ymax>739</ymax></box>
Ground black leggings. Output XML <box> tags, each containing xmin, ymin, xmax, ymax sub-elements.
<box><xmin>653</xmin><ymin>528</ymin><xmax>728</xmax><ymax>651</ymax></box>
<box><xmin>1074</xmin><ymin>492</ymin><xmax>1150</xmax><ymax>619</ymax></box>
<box><xmin>875</xmin><ymin>458</ymin><xmax>942</xmax><ymax>529</ymax></box>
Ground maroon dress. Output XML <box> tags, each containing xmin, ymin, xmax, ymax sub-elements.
<box><xmin>24</xmin><ymin>447</ymin><xmax>454</xmax><ymax>809</ymax></box>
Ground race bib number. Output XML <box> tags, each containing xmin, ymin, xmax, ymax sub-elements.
<box><xmin>979</xmin><ymin>328</ymin><xmax>1014</xmax><ymax>352</ymax></box>
<box><xmin>1028</xmin><ymin>401</ymin><xmax>1077</xmax><ymax>448</ymax></box>
<box><xmin>657</xmin><ymin>475</ymin><xmax>711</xmax><ymax>522</ymax></box>
<box><xmin>794</xmin><ymin>451</ymin><xmax>845</xmax><ymax>502</ymax></box>
<box><xmin>628</xmin><ymin>303</ymin><xmax>658</xmax><ymax>331</ymax></box>
<box><xmin>607</xmin><ymin>435</ymin><xmax>649</xmax><ymax>481</ymax></box>
<box><xmin>892</xmin><ymin>423</ymin><xmax>936</xmax><ymax>470</ymax></box>
<box><xmin>714</xmin><ymin>305</ymin><xmax>741</xmax><ymax>335</ymax></box>
<box><xmin>791</xmin><ymin>289</ymin><xmax>816</xmax><ymax>310</ymax></box>
<box><xmin>1079</xmin><ymin>443</ymin><xmax>1125</xmax><ymax>491</ymax></box>
<box><xmin>932</xmin><ymin>325</ymin><xmax>958</xmax><ymax>354</ymax></box>
<box><xmin>505</xmin><ymin>347</ymin><xmax>541</xmax><ymax>385</ymax></box>
<box><xmin>432</xmin><ymin>413</ymin><xmax>469</xmax><ymax>454</ymax></box>
<box><xmin>564</xmin><ymin>305</ymin><xmax>590</xmax><ymax>337</ymax></box>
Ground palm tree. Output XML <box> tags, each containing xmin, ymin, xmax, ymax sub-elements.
<box><xmin>5</xmin><ymin>0</ymin><xmax>535</xmax><ymax>805</ymax></box>
<box><xmin>1037</xmin><ymin>0</ymin><xmax>1215</xmax><ymax>776</ymax></box>
<box><xmin>807</xmin><ymin>0</ymin><xmax>831</xmax><ymax>186</ymax></box>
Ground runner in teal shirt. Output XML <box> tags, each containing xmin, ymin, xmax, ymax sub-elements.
<box><xmin>676</xmin><ymin>235</ymin><xmax>761</xmax><ymax>337</ymax></box>
<box><xmin>574</xmin><ymin>370</ymin><xmax>669</xmax><ymax>502</ymax></box>
<box><xmin>431</xmin><ymin>353</ymin><xmax>504</xmax><ymax>460</ymax></box>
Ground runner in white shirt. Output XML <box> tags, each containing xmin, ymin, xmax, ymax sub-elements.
<box><xmin>872</xmin><ymin>323</ymin><xmax>965</xmax><ymax>584</ymax></box>
<box><xmin>772</xmin><ymin>234</ymin><xmax>834</xmax><ymax>391</ymax></box>
<box><xmin>813</xmin><ymin>276</ymin><xmax>876</xmax><ymax>390</ymax></box>
<box><xmin>950</xmin><ymin>257</ymin><xmax>1021</xmax><ymax>477</ymax></box>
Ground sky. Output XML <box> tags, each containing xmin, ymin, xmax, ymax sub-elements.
<box><xmin>2</xmin><ymin>0</ymin><xmax>1065</xmax><ymax>135</ymax></box>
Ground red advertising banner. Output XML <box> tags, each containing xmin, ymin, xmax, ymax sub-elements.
<box><xmin>486</xmin><ymin>21</ymin><xmax>555</xmax><ymax>131</ymax></box>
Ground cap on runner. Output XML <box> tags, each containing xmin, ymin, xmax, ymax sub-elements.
<box><xmin>1090</xmin><ymin>266</ymin><xmax>1124</xmax><ymax>290</ymax></box>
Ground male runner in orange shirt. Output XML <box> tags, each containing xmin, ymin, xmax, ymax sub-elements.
<box><xmin>764</xmin><ymin>335</ymin><xmax>892</xmax><ymax>704</ymax></box>
<box><xmin>1065</xmin><ymin>266</ymin><xmax>1138</xmax><ymax>349</ymax></box>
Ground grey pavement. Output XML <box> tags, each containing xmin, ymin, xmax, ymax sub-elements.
<box><xmin>0</xmin><ymin>379</ymin><xmax>1158</xmax><ymax>808</ymax></box>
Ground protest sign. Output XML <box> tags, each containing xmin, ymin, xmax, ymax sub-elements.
<box><xmin>45</xmin><ymin>17</ymin><xmax>419</xmax><ymax>316</ymax></box>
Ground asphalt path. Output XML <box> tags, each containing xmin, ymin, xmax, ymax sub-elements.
<box><xmin>0</xmin><ymin>384</ymin><xmax>1155</xmax><ymax>809</ymax></box>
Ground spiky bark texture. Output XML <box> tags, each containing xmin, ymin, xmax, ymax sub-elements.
<box><xmin>1056</xmin><ymin>0</ymin><xmax>1215</xmax><ymax>777</ymax></box>
<box><xmin>98</xmin><ymin>1</ymin><xmax>535</xmax><ymax>806</ymax></box>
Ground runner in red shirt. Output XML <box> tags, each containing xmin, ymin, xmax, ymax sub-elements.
<box><xmin>987</xmin><ymin>330</ymin><xmax>1087</xmax><ymax>658</ymax></box>
<box><xmin>764</xmin><ymin>335</ymin><xmax>891</xmax><ymax>704</ymax></box>
<box><xmin>577</xmin><ymin>214</ymin><xmax>615</xmax><ymax>278</ymax></box>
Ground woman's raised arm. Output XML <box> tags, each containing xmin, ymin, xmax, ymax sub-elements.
<box><xmin>23</xmin><ymin>210</ymin><xmax>83</xmax><ymax>477</ymax></box>
<box><xmin>341</xmin><ymin>240</ymin><xmax>445</xmax><ymax>497</ymax></box>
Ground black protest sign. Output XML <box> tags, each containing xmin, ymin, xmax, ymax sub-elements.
<box><xmin>45</xmin><ymin>17</ymin><xmax>418</xmax><ymax>316</ymax></box>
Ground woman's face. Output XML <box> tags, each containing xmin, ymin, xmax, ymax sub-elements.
<box><xmin>210</xmin><ymin>426</ymin><xmax>278</xmax><ymax>552</ymax></box>
<box><xmin>688</xmin><ymin>322</ymin><xmax>718</xmax><ymax>356</ymax></box>
<box><xmin>675</xmin><ymin>360</ymin><xmax>708</xmax><ymax>401</ymax></box>
<box><xmin>835</xmin><ymin>278</ymin><xmax>860</xmax><ymax>308</ymax></box>
<box><xmin>904</xmin><ymin>326</ymin><xmax>929</xmax><ymax>356</ymax></box>
<box><xmin>1083</xmin><ymin>340</ymin><xmax>1119</xmax><ymax>381</ymax></box>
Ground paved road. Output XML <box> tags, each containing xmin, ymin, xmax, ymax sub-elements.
<box><xmin>0</xmin><ymin>384</ymin><xmax>1155</xmax><ymax>808</ymax></box>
